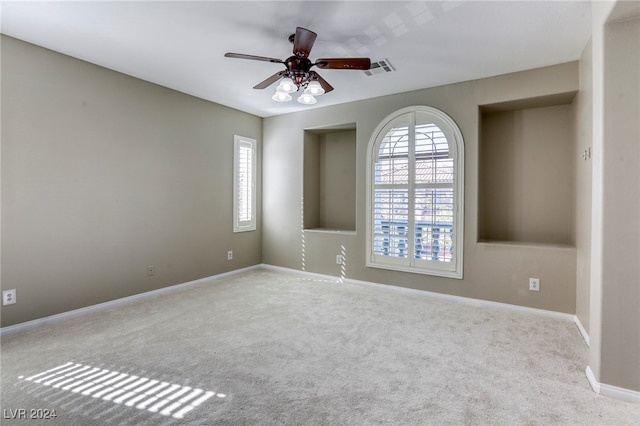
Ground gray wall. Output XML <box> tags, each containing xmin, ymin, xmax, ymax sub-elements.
<box><xmin>574</xmin><ymin>39</ymin><xmax>593</xmax><ymax>334</ymax></box>
<box><xmin>588</xmin><ymin>1</ymin><xmax>640</xmax><ymax>395</ymax></box>
<box><xmin>263</xmin><ymin>62</ymin><xmax>579</xmax><ymax>314</ymax></box>
<box><xmin>600</xmin><ymin>14</ymin><xmax>639</xmax><ymax>393</ymax></box>
<box><xmin>1</xmin><ymin>36</ymin><xmax>263</xmax><ymax>326</ymax></box>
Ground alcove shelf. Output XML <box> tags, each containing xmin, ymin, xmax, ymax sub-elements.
<box><xmin>478</xmin><ymin>92</ymin><xmax>577</xmax><ymax>246</ymax></box>
<box><xmin>303</xmin><ymin>123</ymin><xmax>357</xmax><ymax>232</ymax></box>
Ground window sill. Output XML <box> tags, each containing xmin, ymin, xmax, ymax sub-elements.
<box><xmin>477</xmin><ymin>240</ymin><xmax>576</xmax><ymax>250</ymax></box>
<box><xmin>304</xmin><ymin>228</ymin><xmax>356</xmax><ymax>236</ymax></box>
<box><xmin>366</xmin><ymin>260</ymin><xmax>463</xmax><ymax>279</ymax></box>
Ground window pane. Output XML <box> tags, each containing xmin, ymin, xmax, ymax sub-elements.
<box><xmin>376</xmin><ymin>125</ymin><xmax>410</xmax><ymax>185</ymax></box>
<box><xmin>414</xmin><ymin>188</ymin><xmax>454</xmax><ymax>262</ymax></box>
<box><xmin>373</xmin><ymin>188</ymin><xmax>409</xmax><ymax>258</ymax></box>
<box><xmin>415</xmin><ymin>123</ymin><xmax>452</xmax><ymax>184</ymax></box>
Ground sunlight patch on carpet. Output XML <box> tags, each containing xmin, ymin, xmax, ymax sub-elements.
<box><xmin>18</xmin><ymin>362</ymin><xmax>224</xmax><ymax>419</ymax></box>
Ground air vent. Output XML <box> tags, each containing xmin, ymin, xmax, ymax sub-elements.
<box><xmin>364</xmin><ymin>59</ymin><xmax>395</xmax><ymax>76</ymax></box>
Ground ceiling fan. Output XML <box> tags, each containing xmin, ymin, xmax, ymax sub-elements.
<box><xmin>225</xmin><ymin>27</ymin><xmax>371</xmax><ymax>105</ymax></box>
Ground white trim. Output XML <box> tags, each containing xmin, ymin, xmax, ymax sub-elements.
<box><xmin>586</xmin><ymin>366</ymin><xmax>640</xmax><ymax>404</ymax></box>
<box><xmin>586</xmin><ymin>366</ymin><xmax>601</xmax><ymax>393</ymax></box>
<box><xmin>0</xmin><ymin>262</ymin><xmax>587</xmax><ymax>337</ymax></box>
<box><xmin>261</xmin><ymin>264</ymin><xmax>575</xmax><ymax>322</ymax></box>
<box><xmin>304</xmin><ymin>229</ymin><xmax>357</xmax><ymax>236</ymax></box>
<box><xmin>345</xmin><ymin>277</ymin><xmax>574</xmax><ymax>321</ymax></box>
<box><xmin>573</xmin><ymin>315</ymin><xmax>590</xmax><ymax>347</ymax></box>
<box><xmin>365</xmin><ymin>259</ymin><xmax>464</xmax><ymax>280</ymax></box>
<box><xmin>261</xmin><ymin>263</ymin><xmax>338</xmax><ymax>282</ymax></box>
<box><xmin>0</xmin><ymin>265</ymin><xmax>261</xmax><ymax>337</ymax></box>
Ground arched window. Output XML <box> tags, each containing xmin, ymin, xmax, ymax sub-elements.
<box><xmin>366</xmin><ymin>106</ymin><xmax>464</xmax><ymax>278</ymax></box>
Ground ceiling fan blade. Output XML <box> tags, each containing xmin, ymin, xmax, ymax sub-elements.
<box><xmin>225</xmin><ymin>52</ymin><xmax>283</xmax><ymax>64</ymax></box>
<box><xmin>253</xmin><ymin>71</ymin><xmax>287</xmax><ymax>89</ymax></box>
<box><xmin>309</xmin><ymin>71</ymin><xmax>334</xmax><ymax>93</ymax></box>
<box><xmin>292</xmin><ymin>27</ymin><xmax>317</xmax><ymax>58</ymax></box>
<box><xmin>315</xmin><ymin>58</ymin><xmax>371</xmax><ymax>70</ymax></box>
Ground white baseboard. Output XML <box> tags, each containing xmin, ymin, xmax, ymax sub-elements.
<box><xmin>0</xmin><ymin>263</ymin><xmax>587</xmax><ymax>337</ymax></box>
<box><xmin>0</xmin><ymin>264</ymin><xmax>261</xmax><ymax>337</ymax></box>
<box><xmin>586</xmin><ymin>366</ymin><xmax>640</xmax><ymax>404</ymax></box>
<box><xmin>573</xmin><ymin>315</ymin><xmax>590</xmax><ymax>347</ymax></box>
<box><xmin>2</xmin><ymin>263</ymin><xmax>579</xmax><ymax>335</ymax></box>
<box><xmin>586</xmin><ymin>366</ymin><xmax>601</xmax><ymax>394</ymax></box>
<box><xmin>261</xmin><ymin>264</ymin><xmax>339</xmax><ymax>282</ymax></box>
<box><xmin>261</xmin><ymin>264</ymin><xmax>577</xmax><ymax>322</ymax></box>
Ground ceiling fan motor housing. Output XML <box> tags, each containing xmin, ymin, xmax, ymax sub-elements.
<box><xmin>285</xmin><ymin>56</ymin><xmax>313</xmax><ymax>73</ymax></box>
<box><xmin>285</xmin><ymin>56</ymin><xmax>315</xmax><ymax>88</ymax></box>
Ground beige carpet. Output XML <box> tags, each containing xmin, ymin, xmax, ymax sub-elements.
<box><xmin>1</xmin><ymin>268</ymin><xmax>639</xmax><ymax>425</ymax></box>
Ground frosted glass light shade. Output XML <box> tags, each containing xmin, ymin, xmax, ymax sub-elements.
<box><xmin>297</xmin><ymin>92</ymin><xmax>317</xmax><ymax>105</ymax></box>
<box><xmin>306</xmin><ymin>80</ymin><xmax>325</xmax><ymax>96</ymax></box>
<box><xmin>272</xmin><ymin>90</ymin><xmax>292</xmax><ymax>102</ymax></box>
<box><xmin>277</xmin><ymin>77</ymin><xmax>297</xmax><ymax>94</ymax></box>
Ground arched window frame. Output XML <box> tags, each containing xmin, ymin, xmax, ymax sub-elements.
<box><xmin>366</xmin><ymin>106</ymin><xmax>464</xmax><ymax>279</ymax></box>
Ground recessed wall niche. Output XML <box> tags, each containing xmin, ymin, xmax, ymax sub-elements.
<box><xmin>478</xmin><ymin>93</ymin><xmax>577</xmax><ymax>245</ymax></box>
<box><xmin>304</xmin><ymin>124</ymin><xmax>356</xmax><ymax>232</ymax></box>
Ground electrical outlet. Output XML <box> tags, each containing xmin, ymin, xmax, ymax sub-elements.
<box><xmin>336</xmin><ymin>255</ymin><xmax>345</xmax><ymax>265</ymax></box>
<box><xmin>228</xmin><ymin>251</ymin><xmax>233</xmax><ymax>260</ymax></box>
<box><xmin>147</xmin><ymin>265</ymin><xmax>155</xmax><ymax>276</ymax></box>
<box><xmin>529</xmin><ymin>278</ymin><xmax>540</xmax><ymax>292</ymax></box>
<box><xmin>2</xmin><ymin>289</ymin><xmax>17</xmax><ymax>305</ymax></box>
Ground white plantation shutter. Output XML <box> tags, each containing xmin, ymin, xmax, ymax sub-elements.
<box><xmin>373</xmin><ymin>114</ymin><xmax>411</xmax><ymax>264</ymax></box>
<box><xmin>233</xmin><ymin>136</ymin><xmax>256</xmax><ymax>232</ymax></box>
<box><xmin>413</xmin><ymin>117</ymin><xmax>455</xmax><ymax>266</ymax></box>
<box><xmin>367</xmin><ymin>107</ymin><xmax>464</xmax><ymax>278</ymax></box>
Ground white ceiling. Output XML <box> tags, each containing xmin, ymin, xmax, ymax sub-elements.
<box><xmin>1</xmin><ymin>1</ymin><xmax>592</xmax><ymax>117</ymax></box>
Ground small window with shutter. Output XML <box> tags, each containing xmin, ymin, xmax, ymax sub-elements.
<box><xmin>233</xmin><ymin>135</ymin><xmax>256</xmax><ymax>232</ymax></box>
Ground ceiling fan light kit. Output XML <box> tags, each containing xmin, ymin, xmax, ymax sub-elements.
<box><xmin>274</xmin><ymin>77</ymin><xmax>324</xmax><ymax>104</ymax></box>
<box><xmin>225</xmin><ymin>27</ymin><xmax>371</xmax><ymax>106</ymax></box>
